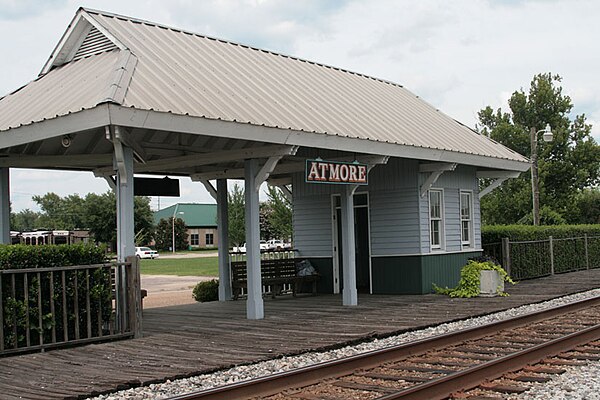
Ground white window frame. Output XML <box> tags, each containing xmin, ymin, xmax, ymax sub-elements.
<box><xmin>460</xmin><ymin>190</ymin><xmax>474</xmax><ymax>248</ymax></box>
<box><xmin>428</xmin><ymin>189</ymin><xmax>445</xmax><ymax>250</ymax></box>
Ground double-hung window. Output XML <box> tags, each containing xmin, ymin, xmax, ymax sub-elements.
<box><xmin>429</xmin><ymin>190</ymin><xmax>444</xmax><ymax>249</ymax></box>
<box><xmin>206</xmin><ymin>233</ymin><xmax>214</xmax><ymax>246</ymax></box>
<box><xmin>190</xmin><ymin>233</ymin><xmax>199</xmax><ymax>246</ymax></box>
<box><xmin>460</xmin><ymin>191</ymin><xmax>473</xmax><ymax>248</ymax></box>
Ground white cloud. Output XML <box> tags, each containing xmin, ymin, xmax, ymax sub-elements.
<box><xmin>1</xmin><ymin>0</ymin><xmax>599</xmax><ymax>211</ymax></box>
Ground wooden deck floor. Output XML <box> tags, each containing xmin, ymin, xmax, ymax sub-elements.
<box><xmin>3</xmin><ymin>269</ymin><xmax>600</xmax><ymax>399</ymax></box>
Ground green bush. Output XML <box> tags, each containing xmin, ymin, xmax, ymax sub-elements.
<box><xmin>193</xmin><ymin>279</ymin><xmax>219</xmax><ymax>302</ymax></box>
<box><xmin>482</xmin><ymin>224</ymin><xmax>600</xmax><ymax>243</ymax></box>
<box><xmin>0</xmin><ymin>244</ymin><xmax>110</xmax><ymax>350</ymax></box>
<box><xmin>434</xmin><ymin>259</ymin><xmax>515</xmax><ymax>298</ymax></box>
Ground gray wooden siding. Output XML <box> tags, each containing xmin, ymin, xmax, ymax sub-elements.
<box><xmin>418</xmin><ymin>166</ymin><xmax>481</xmax><ymax>253</ymax></box>
<box><xmin>369</xmin><ymin>188</ymin><xmax>421</xmax><ymax>256</ymax></box>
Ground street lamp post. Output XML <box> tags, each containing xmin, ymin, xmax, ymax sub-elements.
<box><xmin>530</xmin><ymin>124</ymin><xmax>553</xmax><ymax>226</ymax></box>
<box><xmin>172</xmin><ymin>208</ymin><xmax>184</xmax><ymax>254</ymax></box>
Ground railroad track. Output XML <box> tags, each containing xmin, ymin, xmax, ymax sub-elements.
<box><xmin>168</xmin><ymin>296</ymin><xmax>600</xmax><ymax>400</ymax></box>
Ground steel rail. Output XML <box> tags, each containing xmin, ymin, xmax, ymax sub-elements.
<box><xmin>167</xmin><ymin>295</ymin><xmax>600</xmax><ymax>400</ymax></box>
<box><xmin>378</xmin><ymin>323</ymin><xmax>600</xmax><ymax>400</ymax></box>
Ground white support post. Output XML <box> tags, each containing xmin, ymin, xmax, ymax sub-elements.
<box><xmin>217</xmin><ymin>179</ymin><xmax>232</xmax><ymax>301</ymax></box>
<box><xmin>244</xmin><ymin>159</ymin><xmax>264</xmax><ymax>319</ymax></box>
<box><xmin>341</xmin><ymin>184</ymin><xmax>358</xmax><ymax>306</ymax></box>
<box><xmin>0</xmin><ymin>168</ymin><xmax>9</xmax><ymax>244</ymax></box>
<box><xmin>115</xmin><ymin>145</ymin><xmax>135</xmax><ymax>262</ymax></box>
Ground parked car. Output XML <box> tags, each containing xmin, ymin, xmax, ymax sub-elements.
<box><xmin>266</xmin><ymin>239</ymin><xmax>291</xmax><ymax>250</ymax></box>
<box><xmin>231</xmin><ymin>241</ymin><xmax>270</xmax><ymax>253</ymax></box>
<box><xmin>135</xmin><ymin>246</ymin><xmax>159</xmax><ymax>259</ymax></box>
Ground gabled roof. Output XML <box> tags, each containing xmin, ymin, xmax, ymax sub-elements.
<box><xmin>154</xmin><ymin>203</ymin><xmax>217</xmax><ymax>227</ymax></box>
<box><xmin>0</xmin><ymin>7</ymin><xmax>529</xmax><ymax>170</ymax></box>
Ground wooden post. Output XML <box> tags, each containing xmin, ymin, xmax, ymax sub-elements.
<box><xmin>341</xmin><ymin>185</ymin><xmax>358</xmax><ymax>306</ymax></box>
<box><xmin>501</xmin><ymin>237</ymin><xmax>511</xmax><ymax>277</ymax></box>
<box><xmin>0</xmin><ymin>168</ymin><xmax>10</xmax><ymax>244</ymax></box>
<box><xmin>244</xmin><ymin>159</ymin><xmax>264</xmax><ymax>319</ymax></box>
<box><xmin>549</xmin><ymin>236</ymin><xmax>555</xmax><ymax>275</ymax></box>
<box><xmin>217</xmin><ymin>179</ymin><xmax>232</xmax><ymax>301</ymax></box>
<box><xmin>585</xmin><ymin>234</ymin><xmax>590</xmax><ymax>270</ymax></box>
<box><xmin>126</xmin><ymin>255</ymin><xmax>143</xmax><ymax>338</ymax></box>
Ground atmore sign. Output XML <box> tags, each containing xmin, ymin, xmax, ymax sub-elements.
<box><xmin>305</xmin><ymin>159</ymin><xmax>368</xmax><ymax>185</ymax></box>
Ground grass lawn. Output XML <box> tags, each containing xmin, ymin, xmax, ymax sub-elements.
<box><xmin>140</xmin><ymin>257</ymin><xmax>219</xmax><ymax>276</ymax></box>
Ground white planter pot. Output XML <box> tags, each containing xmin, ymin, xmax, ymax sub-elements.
<box><xmin>479</xmin><ymin>270</ymin><xmax>504</xmax><ymax>297</ymax></box>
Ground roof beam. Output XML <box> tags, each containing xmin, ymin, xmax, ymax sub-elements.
<box><xmin>95</xmin><ymin>144</ymin><xmax>297</xmax><ymax>175</ymax></box>
<box><xmin>108</xmin><ymin>105</ymin><xmax>531</xmax><ymax>172</ymax></box>
<box><xmin>476</xmin><ymin>170</ymin><xmax>523</xmax><ymax>179</ymax></box>
<box><xmin>199</xmin><ymin>179</ymin><xmax>217</xmax><ymax>201</ymax></box>
<box><xmin>479</xmin><ymin>178</ymin><xmax>509</xmax><ymax>199</ymax></box>
<box><xmin>0</xmin><ymin>154</ymin><xmax>112</xmax><ymax>168</ymax></box>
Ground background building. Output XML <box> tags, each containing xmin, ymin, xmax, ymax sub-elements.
<box><xmin>154</xmin><ymin>203</ymin><xmax>218</xmax><ymax>249</ymax></box>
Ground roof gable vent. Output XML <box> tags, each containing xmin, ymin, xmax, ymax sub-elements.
<box><xmin>72</xmin><ymin>26</ymin><xmax>117</xmax><ymax>60</ymax></box>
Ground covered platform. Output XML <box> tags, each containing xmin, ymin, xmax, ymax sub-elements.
<box><xmin>1</xmin><ymin>268</ymin><xmax>600</xmax><ymax>400</ymax></box>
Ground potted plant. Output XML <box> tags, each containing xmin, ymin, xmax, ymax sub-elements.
<box><xmin>434</xmin><ymin>259</ymin><xmax>515</xmax><ymax>298</ymax></box>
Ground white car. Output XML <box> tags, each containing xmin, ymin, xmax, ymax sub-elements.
<box><xmin>135</xmin><ymin>246</ymin><xmax>159</xmax><ymax>259</ymax></box>
<box><xmin>266</xmin><ymin>239</ymin><xmax>291</xmax><ymax>250</ymax></box>
<box><xmin>232</xmin><ymin>241</ymin><xmax>270</xmax><ymax>253</ymax></box>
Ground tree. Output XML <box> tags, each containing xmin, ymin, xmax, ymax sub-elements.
<box><xmin>477</xmin><ymin>73</ymin><xmax>600</xmax><ymax>225</ymax></box>
<box><xmin>568</xmin><ymin>189</ymin><xmax>600</xmax><ymax>224</ymax></box>
<box><xmin>82</xmin><ymin>191</ymin><xmax>154</xmax><ymax>248</ymax></box>
<box><xmin>11</xmin><ymin>209</ymin><xmax>43</xmax><ymax>232</ymax></box>
<box><xmin>228</xmin><ymin>183</ymin><xmax>245</xmax><ymax>247</ymax></box>
<box><xmin>266</xmin><ymin>186</ymin><xmax>292</xmax><ymax>240</ymax></box>
<box><xmin>154</xmin><ymin>217</ymin><xmax>187</xmax><ymax>251</ymax></box>
<box><xmin>32</xmin><ymin>193</ymin><xmax>86</xmax><ymax>229</ymax></box>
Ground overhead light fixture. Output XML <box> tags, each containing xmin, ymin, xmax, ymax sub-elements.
<box><xmin>542</xmin><ymin>124</ymin><xmax>553</xmax><ymax>142</ymax></box>
<box><xmin>61</xmin><ymin>135</ymin><xmax>72</xmax><ymax>148</ymax></box>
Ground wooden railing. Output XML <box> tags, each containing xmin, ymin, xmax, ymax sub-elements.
<box><xmin>0</xmin><ymin>256</ymin><xmax>141</xmax><ymax>356</ymax></box>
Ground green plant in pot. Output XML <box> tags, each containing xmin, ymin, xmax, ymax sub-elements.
<box><xmin>434</xmin><ymin>259</ymin><xmax>515</xmax><ymax>298</ymax></box>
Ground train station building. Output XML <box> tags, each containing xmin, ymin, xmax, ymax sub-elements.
<box><xmin>0</xmin><ymin>8</ymin><xmax>529</xmax><ymax>321</ymax></box>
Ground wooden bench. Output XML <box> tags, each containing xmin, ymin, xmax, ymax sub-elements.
<box><xmin>231</xmin><ymin>258</ymin><xmax>320</xmax><ymax>300</ymax></box>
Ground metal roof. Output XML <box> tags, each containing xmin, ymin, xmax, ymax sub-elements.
<box><xmin>0</xmin><ymin>7</ymin><xmax>528</xmax><ymax>170</ymax></box>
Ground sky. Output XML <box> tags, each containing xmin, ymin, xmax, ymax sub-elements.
<box><xmin>0</xmin><ymin>0</ymin><xmax>599</xmax><ymax>212</ymax></box>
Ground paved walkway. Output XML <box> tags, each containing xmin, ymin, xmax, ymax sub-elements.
<box><xmin>141</xmin><ymin>275</ymin><xmax>213</xmax><ymax>308</ymax></box>
<box><xmin>3</xmin><ymin>269</ymin><xmax>600</xmax><ymax>399</ymax></box>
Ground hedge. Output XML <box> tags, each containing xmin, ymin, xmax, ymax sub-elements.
<box><xmin>1</xmin><ymin>244</ymin><xmax>110</xmax><ymax>351</ymax></box>
<box><xmin>482</xmin><ymin>224</ymin><xmax>600</xmax><ymax>243</ymax></box>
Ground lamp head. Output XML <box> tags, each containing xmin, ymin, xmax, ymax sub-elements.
<box><xmin>542</xmin><ymin>124</ymin><xmax>553</xmax><ymax>142</ymax></box>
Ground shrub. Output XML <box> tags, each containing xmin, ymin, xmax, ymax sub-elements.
<box><xmin>434</xmin><ymin>260</ymin><xmax>515</xmax><ymax>298</ymax></box>
<box><xmin>482</xmin><ymin>224</ymin><xmax>600</xmax><ymax>243</ymax></box>
<box><xmin>193</xmin><ymin>279</ymin><xmax>219</xmax><ymax>302</ymax></box>
<box><xmin>0</xmin><ymin>244</ymin><xmax>110</xmax><ymax>350</ymax></box>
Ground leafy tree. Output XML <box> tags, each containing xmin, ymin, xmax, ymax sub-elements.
<box><xmin>82</xmin><ymin>191</ymin><xmax>154</xmax><ymax>248</ymax></box>
<box><xmin>11</xmin><ymin>209</ymin><xmax>43</xmax><ymax>232</ymax></box>
<box><xmin>154</xmin><ymin>217</ymin><xmax>187</xmax><ymax>251</ymax></box>
<box><xmin>228</xmin><ymin>183</ymin><xmax>245</xmax><ymax>247</ymax></box>
<box><xmin>32</xmin><ymin>193</ymin><xmax>86</xmax><ymax>229</ymax></box>
<box><xmin>477</xmin><ymin>73</ymin><xmax>600</xmax><ymax>224</ymax></box>
<box><xmin>266</xmin><ymin>186</ymin><xmax>292</xmax><ymax>240</ymax></box>
<box><xmin>567</xmin><ymin>189</ymin><xmax>600</xmax><ymax>224</ymax></box>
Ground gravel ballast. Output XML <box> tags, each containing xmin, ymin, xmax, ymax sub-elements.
<box><xmin>89</xmin><ymin>288</ymin><xmax>600</xmax><ymax>400</ymax></box>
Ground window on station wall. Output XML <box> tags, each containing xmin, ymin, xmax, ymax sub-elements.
<box><xmin>190</xmin><ymin>233</ymin><xmax>199</xmax><ymax>246</ymax></box>
<box><xmin>429</xmin><ymin>189</ymin><xmax>444</xmax><ymax>250</ymax></box>
<box><xmin>460</xmin><ymin>191</ymin><xmax>473</xmax><ymax>248</ymax></box>
<box><xmin>206</xmin><ymin>233</ymin><xmax>214</xmax><ymax>246</ymax></box>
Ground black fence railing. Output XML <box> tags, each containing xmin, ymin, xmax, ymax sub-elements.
<box><xmin>483</xmin><ymin>235</ymin><xmax>600</xmax><ymax>280</ymax></box>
